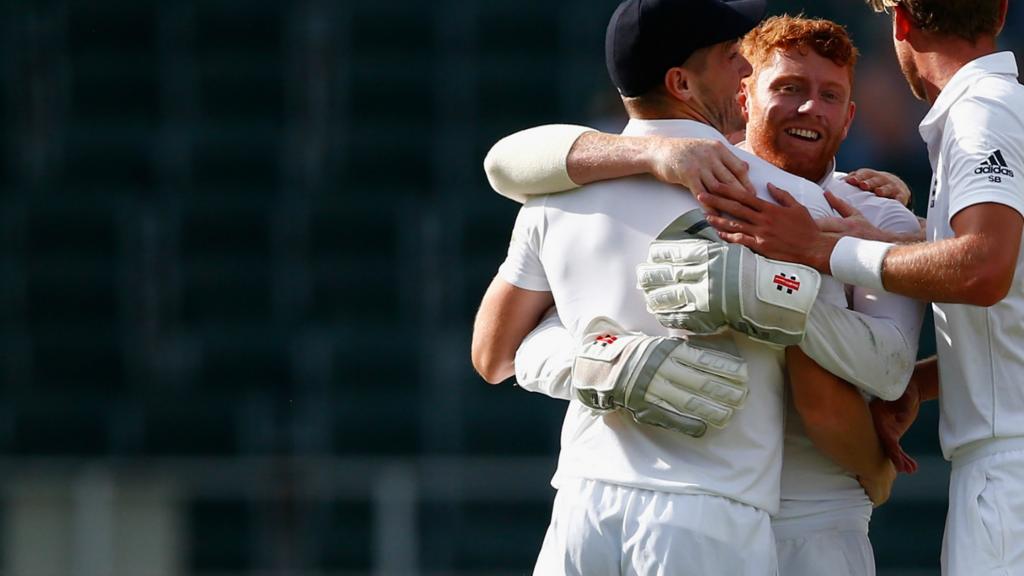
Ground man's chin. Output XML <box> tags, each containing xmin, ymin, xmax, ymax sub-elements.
<box><xmin>775</xmin><ymin>155</ymin><xmax>829</xmax><ymax>183</ymax></box>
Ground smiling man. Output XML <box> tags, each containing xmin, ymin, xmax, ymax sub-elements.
<box><xmin>478</xmin><ymin>15</ymin><xmax>925</xmax><ymax>576</ymax></box>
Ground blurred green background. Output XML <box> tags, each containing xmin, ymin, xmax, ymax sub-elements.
<box><xmin>2</xmin><ymin>1</ymin><xmax>1023</xmax><ymax>574</ymax></box>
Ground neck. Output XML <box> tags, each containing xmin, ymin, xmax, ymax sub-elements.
<box><xmin>913</xmin><ymin>36</ymin><xmax>999</xmax><ymax>103</ymax></box>
<box><xmin>623</xmin><ymin>97</ymin><xmax>719</xmax><ymax>132</ymax></box>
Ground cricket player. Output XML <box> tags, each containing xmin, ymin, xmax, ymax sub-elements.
<box><xmin>483</xmin><ymin>15</ymin><xmax>926</xmax><ymax>576</ymax></box>
<box><xmin>669</xmin><ymin>1</ymin><xmax>1024</xmax><ymax>574</ymax></box>
<box><xmin>472</xmin><ymin>1</ymin><xmax>911</xmax><ymax>574</ymax></box>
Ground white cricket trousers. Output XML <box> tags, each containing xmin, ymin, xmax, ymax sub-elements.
<box><xmin>773</xmin><ymin>515</ymin><xmax>874</xmax><ymax>576</ymax></box>
<box><xmin>943</xmin><ymin>438</ymin><xmax>1024</xmax><ymax>576</ymax></box>
<box><xmin>532</xmin><ymin>478</ymin><xmax>778</xmax><ymax>576</ymax></box>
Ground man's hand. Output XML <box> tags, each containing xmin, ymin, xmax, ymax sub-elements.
<box><xmin>858</xmin><ymin>459</ymin><xmax>898</xmax><ymax>507</ymax></box>
<box><xmin>700</xmin><ymin>184</ymin><xmax>840</xmax><ymax>273</ymax></box>
<box><xmin>870</xmin><ymin>381</ymin><xmax>922</xmax><ymax>474</ymax></box>
<box><xmin>573</xmin><ymin>316</ymin><xmax>748</xmax><ymax>437</ymax></box>
<box><xmin>645</xmin><ymin>137</ymin><xmax>755</xmax><ymax>205</ymax></box>
<box><xmin>817</xmin><ymin>191</ymin><xmax>890</xmax><ymax>241</ymax></box>
<box><xmin>845</xmin><ymin>168</ymin><xmax>912</xmax><ymax>207</ymax></box>
<box><xmin>637</xmin><ymin>210</ymin><xmax>822</xmax><ymax>347</ymax></box>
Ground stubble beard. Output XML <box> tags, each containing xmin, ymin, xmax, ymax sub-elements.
<box><xmin>706</xmin><ymin>93</ymin><xmax>747</xmax><ymax>137</ymax></box>
<box><xmin>897</xmin><ymin>47</ymin><xmax>928</xmax><ymax>101</ymax></box>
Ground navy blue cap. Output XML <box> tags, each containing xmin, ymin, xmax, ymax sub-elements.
<box><xmin>606</xmin><ymin>0</ymin><xmax>767</xmax><ymax>97</ymax></box>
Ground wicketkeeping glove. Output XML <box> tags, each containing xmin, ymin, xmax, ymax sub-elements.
<box><xmin>572</xmin><ymin>316</ymin><xmax>748</xmax><ymax>437</ymax></box>
<box><xmin>637</xmin><ymin>209</ymin><xmax>822</xmax><ymax>347</ymax></box>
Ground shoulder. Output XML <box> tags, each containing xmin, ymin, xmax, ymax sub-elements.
<box><xmin>827</xmin><ymin>178</ymin><xmax>919</xmax><ymax>234</ymax></box>
<box><xmin>733</xmin><ymin>147</ymin><xmax>832</xmax><ymax>216</ymax></box>
<box><xmin>947</xmin><ymin>78</ymin><xmax>1024</xmax><ymax>143</ymax></box>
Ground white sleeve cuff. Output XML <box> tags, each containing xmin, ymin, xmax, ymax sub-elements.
<box><xmin>514</xmin><ymin>309</ymin><xmax>575</xmax><ymax>400</ymax></box>
<box><xmin>483</xmin><ymin>125</ymin><xmax>593</xmax><ymax>204</ymax></box>
<box><xmin>829</xmin><ymin>236</ymin><xmax>894</xmax><ymax>292</ymax></box>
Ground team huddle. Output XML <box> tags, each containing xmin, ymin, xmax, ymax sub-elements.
<box><xmin>471</xmin><ymin>0</ymin><xmax>1024</xmax><ymax>574</ymax></box>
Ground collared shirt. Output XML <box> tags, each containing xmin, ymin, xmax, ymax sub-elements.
<box><xmin>499</xmin><ymin>118</ymin><xmax>846</xmax><ymax>515</ymax></box>
<box><xmin>918</xmin><ymin>52</ymin><xmax>1024</xmax><ymax>459</ymax></box>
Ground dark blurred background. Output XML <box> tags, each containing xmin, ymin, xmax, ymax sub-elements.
<box><xmin>2</xmin><ymin>1</ymin><xmax>1023</xmax><ymax>575</ymax></box>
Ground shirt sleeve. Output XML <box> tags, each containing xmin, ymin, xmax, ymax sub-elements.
<box><xmin>514</xmin><ymin>308</ymin><xmax>575</xmax><ymax>400</ymax></box>
<box><xmin>842</xmin><ymin>203</ymin><xmax>925</xmax><ymax>400</ymax></box>
<box><xmin>945</xmin><ymin>91</ymin><xmax>1024</xmax><ymax>222</ymax></box>
<box><xmin>497</xmin><ymin>199</ymin><xmax>550</xmax><ymax>291</ymax></box>
<box><xmin>798</xmin><ymin>301</ymin><xmax>916</xmax><ymax>401</ymax></box>
<box><xmin>483</xmin><ymin>124</ymin><xmax>594</xmax><ymax>204</ymax></box>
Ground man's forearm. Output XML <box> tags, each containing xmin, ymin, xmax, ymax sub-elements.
<box><xmin>566</xmin><ymin>131</ymin><xmax>660</xmax><ymax>185</ymax></box>
<box><xmin>833</xmin><ymin>203</ymin><xmax>1023</xmax><ymax>306</ymax></box>
<box><xmin>787</xmin><ymin>347</ymin><xmax>890</xmax><ymax>479</ymax></box>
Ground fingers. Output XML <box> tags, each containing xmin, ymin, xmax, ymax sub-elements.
<box><xmin>766</xmin><ymin>183</ymin><xmax>798</xmax><ymax>208</ymax></box>
<box><xmin>708</xmin><ymin>163</ymin><xmax>749</xmax><ymax>200</ymax></box>
<box><xmin>716</xmin><ymin>149</ymin><xmax>754</xmax><ymax>197</ymax></box>
<box><xmin>706</xmin><ymin>215</ymin><xmax>752</xmax><ymax>236</ymax></box>
<box><xmin>636</xmin><ymin>263</ymin><xmax>707</xmax><ymax>289</ymax></box>
<box><xmin>709</xmin><ymin>226</ymin><xmax>758</xmax><ymax>250</ymax></box>
<box><xmin>816</xmin><ymin>216</ymin><xmax>848</xmax><ymax>233</ymax></box>
<box><xmin>696</xmin><ymin>192</ymin><xmax>763</xmax><ymax>224</ymax></box>
<box><xmin>688</xmin><ymin>177</ymin><xmax>708</xmax><ymax>201</ymax></box>
<box><xmin>905</xmin><ymin>453</ymin><xmax>919</xmax><ymax>474</ymax></box>
<box><xmin>643</xmin><ymin>284</ymin><xmax>700</xmax><ymax>312</ymax></box>
<box><xmin>647</xmin><ymin>240</ymin><xmax>715</xmax><ymax>264</ymax></box>
<box><xmin>845</xmin><ymin>168</ymin><xmax>879</xmax><ymax>184</ymax></box>
<box><xmin>824</xmin><ymin>191</ymin><xmax>859</xmax><ymax>218</ymax></box>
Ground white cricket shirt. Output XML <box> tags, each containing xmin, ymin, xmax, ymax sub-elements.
<box><xmin>776</xmin><ymin>167</ymin><xmax>925</xmax><ymax>527</ymax></box>
<box><xmin>499</xmin><ymin>119</ymin><xmax>846</xmax><ymax>515</ymax></box>
<box><xmin>918</xmin><ymin>52</ymin><xmax>1024</xmax><ymax>460</ymax></box>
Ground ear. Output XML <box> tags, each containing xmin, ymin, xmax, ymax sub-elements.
<box><xmin>841</xmin><ymin>100</ymin><xmax>856</xmax><ymax>141</ymax></box>
<box><xmin>894</xmin><ymin>4</ymin><xmax>913</xmax><ymax>41</ymax></box>
<box><xmin>996</xmin><ymin>0</ymin><xmax>1009</xmax><ymax>35</ymax></box>
<box><xmin>663</xmin><ymin>67</ymin><xmax>692</xmax><ymax>102</ymax></box>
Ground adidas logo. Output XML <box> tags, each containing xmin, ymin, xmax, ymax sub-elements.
<box><xmin>974</xmin><ymin>150</ymin><xmax>1015</xmax><ymax>177</ymax></box>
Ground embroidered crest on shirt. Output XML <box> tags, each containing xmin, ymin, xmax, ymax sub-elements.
<box><xmin>974</xmin><ymin>149</ymin><xmax>1015</xmax><ymax>182</ymax></box>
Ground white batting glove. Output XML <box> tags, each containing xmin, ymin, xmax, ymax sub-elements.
<box><xmin>636</xmin><ymin>210</ymin><xmax>822</xmax><ymax>347</ymax></box>
<box><xmin>573</xmin><ymin>316</ymin><xmax>748</xmax><ymax>437</ymax></box>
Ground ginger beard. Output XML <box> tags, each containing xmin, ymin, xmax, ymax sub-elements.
<box><xmin>742</xmin><ymin>47</ymin><xmax>855</xmax><ymax>183</ymax></box>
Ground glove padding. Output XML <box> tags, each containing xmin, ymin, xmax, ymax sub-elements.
<box><xmin>573</xmin><ymin>316</ymin><xmax>748</xmax><ymax>437</ymax></box>
<box><xmin>637</xmin><ymin>209</ymin><xmax>821</xmax><ymax>347</ymax></box>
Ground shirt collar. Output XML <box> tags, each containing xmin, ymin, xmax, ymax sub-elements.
<box><xmin>919</xmin><ymin>52</ymin><xmax>1019</xmax><ymax>150</ymax></box>
<box><xmin>817</xmin><ymin>158</ymin><xmax>838</xmax><ymax>188</ymax></box>
<box><xmin>621</xmin><ymin>119</ymin><xmax>731</xmax><ymax>144</ymax></box>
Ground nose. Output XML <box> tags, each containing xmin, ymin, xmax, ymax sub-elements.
<box><xmin>737</xmin><ymin>54</ymin><xmax>753</xmax><ymax>79</ymax></box>
<box><xmin>797</xmin><ymin>98</ymin><xmax>824</xmax><ymax>116</ymax></box>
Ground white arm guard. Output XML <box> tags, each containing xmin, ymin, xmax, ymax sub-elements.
<box><xmin>483</xmin><ymin>124</ymin><xmax>593</xmax><ymax>203</ymax></box>
<box><xmin>514</xmin><ymin>309</ymin><xmax>575</xmax><ymax>400</ymax></box>
<box><xmin>800</xmin><ymin>301</ymin><xmax>915</xmax><ymax>401</ymax></box>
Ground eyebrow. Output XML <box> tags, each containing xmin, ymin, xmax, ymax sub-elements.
<box><xmin>769</xmin><ymin>74</ymin><xmax>849</xmax><ymax>94</ymax></box>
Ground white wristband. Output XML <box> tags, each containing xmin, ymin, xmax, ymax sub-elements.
<box><xmin>829</xmin><ymin>236</ymin><xmax>893</xmax><ymax>292</ymax></box>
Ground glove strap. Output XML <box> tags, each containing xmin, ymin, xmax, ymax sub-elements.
<box><xmin>624</xmin><ymin>339</ymin><xmax>677</xmax><ymax>408</ymax></box>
